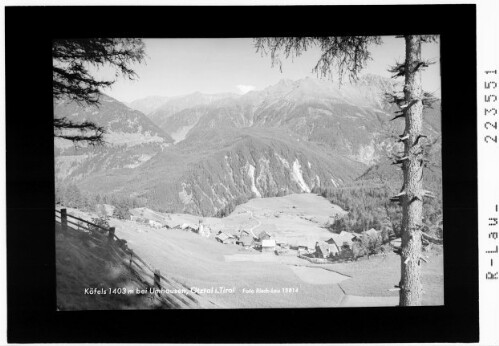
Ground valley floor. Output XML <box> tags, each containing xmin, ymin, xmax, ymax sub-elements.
<box><xmin>112</xmin><ymin>224</ymin><xmax>443</xmax><ymax>308</ymax></box>
<box><xmin>56</xmin><ymin>193</ymin><xmax>443</xmax><ymax>309</ymax></box>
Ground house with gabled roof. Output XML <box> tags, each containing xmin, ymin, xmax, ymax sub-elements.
<box><xmin>315</xmin><ymin>241</ymin><xmax>339</xmax><ymax>258</ymax></box>
<box><xmin>181</xmin><ymin>223</ymin><xmax>196</xmax><ymax>231</ymax></box>
<box><xmin>236</xmin><ymin>235</ymin><xmax>254</xmax><ymax>248</ymax></box>
<box><xmin>148</xmin><ymin>220</ymin><xmax>163</xmax><ymax>229</ymax></box>
<box><xmin>326</xmin><ymin>231</ymin><xmax>357</xmax><ymax>250</ymax></box>
<box><xmin>258</xmin><ymin>230</ymin><xmax>272</xmax><ymax>241</ymax></box>
<box><xmin>215</xmin><ymin>231</ymin><xmax>234</xmax><ymax>244</ymax></box>
<box><xmin>237</xmin><ymin>229</ymin><xmax>250</xmax><ymax>239</ymax></box>
<box><xmin>365</xmin><ymin>228</ymin><xmax>381</xmax><ymax>238</ymax></box>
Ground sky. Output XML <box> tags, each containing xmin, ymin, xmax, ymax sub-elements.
<box><xmin>96</xmin><ymin>37</ymin><xmax>441</xmax><ymax>103</ymax></box>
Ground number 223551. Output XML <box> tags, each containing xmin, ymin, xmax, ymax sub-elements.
<box><xmin>484</xmin><ymin>70</ymin><xmax>498</xmax><ymax>144</ymax></box>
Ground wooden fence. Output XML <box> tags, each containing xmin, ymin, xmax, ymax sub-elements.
<box><xmin>55</xmin><ymin>208</ymin><xmax>169</xmax><ymax>290</ymax></box>
<box><xmin>298</xmin><ymin>254</ymin><xmax>331</xmax><ymax>264</ymax></box>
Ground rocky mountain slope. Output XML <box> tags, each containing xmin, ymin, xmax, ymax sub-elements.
<box><xmin>54</xmin><ymin>94</ymin><xmax>172</xmax><ymax>182</ymax></box>
<box><xmin>76</xmin><ymin>126</ymin><xmax>364</xmax><ymax>216</ymax></box>
<box><xmin>55</xmin><ymin>75</ymin><xmax>441</xmax><ymax>217</ymax></box>
<box><xmin>139</xmin><ymin>75</ymin><xmax>440</xmax><ymax>165</ymax></box>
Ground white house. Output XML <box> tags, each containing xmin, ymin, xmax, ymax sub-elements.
<box><xmin>198</xmin><ymin>223</ymin><xmax>211</xmax><ymax>238</ymax></box>
<box><xmin>181</xmin><ymin>223</ymin><xmax>196</xmax><ymax>231</ymax></box>
<box><xmin>261</xmin><ymin>239</ymin><xmax>276</xmax><ymax>252</ymax></box>
<box><xmin>148</xmin><ymin>220</ymin><xmax>163</xmax><ymax>229</ymax></box>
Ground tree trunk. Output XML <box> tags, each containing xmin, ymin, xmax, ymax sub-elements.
<box><xmin>399</xmin><ymin>35</ymin><xmax>424</xmax><ymax>306</ymax></box>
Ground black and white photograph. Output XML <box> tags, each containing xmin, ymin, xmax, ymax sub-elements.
<box><xmin>53</xmin><ymin>36</ymin><xmax>444</xmax><ymax>310</ymax></box>
<box><xmin>6</xmin><ymin>4</ymin><xmax>483</xmax><ymax>343</ymax></box>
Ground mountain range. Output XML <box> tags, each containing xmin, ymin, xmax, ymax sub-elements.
<box><xmin>54</xmin><ymin>74</ymin><xmax>441</xmax><ymax>216</ymax></box>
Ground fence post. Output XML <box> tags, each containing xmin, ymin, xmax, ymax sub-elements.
<box><xmin>154</xmin><ymin>269</ymin><xmax>161</xmax><ymax>289</ymax></box>
<box><xmin>61</xmin><ymin>208</ymin><xmax>67</xmax><ymax>232</ymax></box>
<box><xmin>108</xmin><ymin>227</ymin><xmax>115</xmax><ymax>242</ymax></box>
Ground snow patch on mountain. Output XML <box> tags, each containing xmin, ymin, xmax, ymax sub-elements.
<box><xmin>291</xmin><ymin>159</ymin><xmax>310</xmax><ymax>193</ymax></box>
<box><xmin>275</xmin><ymin>153</ymin><xmax>290</xmax><ymax>169</ymax></box>
<box><xmin>330</xmin><ymin>177</ymin><xmax>339</xmax><ymax>188</ymax></box>
<box><xmin>246</xmin><ymin>163</ymin><xmax>261</xmax><ymax>198</ymax></box>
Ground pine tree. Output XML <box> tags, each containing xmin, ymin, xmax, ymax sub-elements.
<box><xmin>53</xmin><ymin>38</ymin><xmax>145</xmax><ymax>145</ymax></box>
<box><xmin>113</xmin><ymin>201</ymin><xmax>131</xmax><ymax>220</ymax></box>
<box><xmin>385</xmin><ymin>35</ymin><xmax>438</xmax><ymax>305</ymax></box>
<box><xmin>255</xmin><ymin>35</ymin><xmax>438</xmax><ymax>306</ymax></box>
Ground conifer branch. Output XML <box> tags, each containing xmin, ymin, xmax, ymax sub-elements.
<box><xmin>422</xmin><ymin>91</ymin><xmax>439</xmax><ymax>109</ymax></box>
<box><xmin>422</xmin><ymin>232</ymin><xmax>443</xmax><ymax>244</ymax></box>
<box><xmin>384</xmin><ymin>91</ymin><xmax>406</xmax><ymax>107</ymax></box>
<box><xmin>411</xmin><ymin>58</ymin><xmax>435</xmax><ymax>73</ymax></box>
<box><xmin>54</xmin><ymin>117</ymin><xmax>107</xmax><ymax>146</ymax></box>
<box><xmin>254</xmin><ymin>36</ymin><xmax>382</xmax><ymax>85</ymax></box>
<box><xmin>388</xmin><ymin>62</ymin><xmax>405</xmax><ymax>78</ymax></box>
<box><xmin>419</xmin><ymin>35</ymin><xmax>439</xmax><ymax>43</ymax></box>
<box><xmin>413</xmin><ymin>134</ymin><xmax>428</xmax><ymax>147</ymax></box>
<box><xmin>390</xmin><ymin>113</ymin><xmax>406</xmax><ymax>121</ymax></box>
<box><xmin>390</xmin><ymin>191</ymin><xmax>406</xmax><ymax>202</ymax></box>
<box><xmin>53</xmin><ymin>38</ymin><xmax>145</xmax><ymax>145</ymax></box>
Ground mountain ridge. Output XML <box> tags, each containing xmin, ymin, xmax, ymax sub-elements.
<box><xmin>54</xmin><ymin>74</ymin><xmax>441</xmax><ymax>217</ymax></box>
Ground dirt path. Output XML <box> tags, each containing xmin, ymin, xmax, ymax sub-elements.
<box><xmin>247</xmin><ymin>210</ymin><xmax>261</xmax><ymax>238</ymax></box>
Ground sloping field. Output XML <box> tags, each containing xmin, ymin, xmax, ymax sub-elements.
<box><xmin>58</xmin><ymin>193</ymin><xmax>443</xmax><ymax>309</ymax></box>
<box><xmin>329</xmin><ymin>252</ymin><xmax>444</xmax><ymax>305</ymax></box>
<box><xmin>111</xmin><ymin>223</ymin><xmax>442</xmax><ymax>308</ymax></box>
<box><xmin>56</xmin><ymin>221</ymin><xmax>217</xmax><ymax>310</ymax></box>
<box><xmin>111</xmin><ymin>222</ymin><xmax>344</xmax><ymax>308</ymax></box>
<box><xmin>338</xmin><ymin>295</ymin><xmax>399</xmax><ymax>307</ymax></box>
<box><xmin>288</xmin><ymin>265</ymin><xmax>350</xmax><ymax>285</ymax></box>
<box><xmin>222</xmin><ymin>194</ymin><xmax>347</xmax><ymax>247</ymax></box>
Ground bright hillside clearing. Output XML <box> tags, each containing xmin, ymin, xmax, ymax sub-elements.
<box><xmin>134</xmin><ymin>193</ymin><xmax>347</xmax><ymax>248</ymax></box>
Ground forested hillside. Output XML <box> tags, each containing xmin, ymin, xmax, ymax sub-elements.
<box><xmin>55</xmin><ymin>75</ymin><xmax>441</xmax><ymax>218</ymax></box>
<box><xmin>313</xmin><ymin>157</ymin><xmax>443</xmax><ymax>239</ymax></box>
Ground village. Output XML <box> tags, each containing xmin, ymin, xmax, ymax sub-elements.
<box><xmin>56</xmin><ymin>193</ymin><xmax>443</xmax><ymax>308</ymax></box>
<box><xmin>130</xmin><ymin>209</ymin><xmax>402</xmax><ymax>264</ymax></box>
